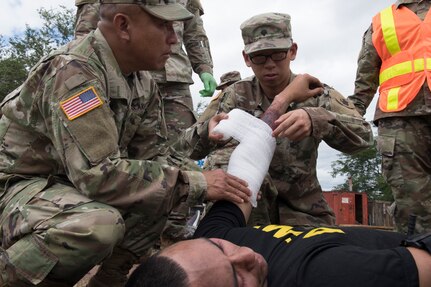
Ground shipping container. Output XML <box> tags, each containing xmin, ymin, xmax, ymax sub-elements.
<box><xmin>323</xmin><ymin>191</ymin><xmax>368</xmax><ymax>225</ymax></box>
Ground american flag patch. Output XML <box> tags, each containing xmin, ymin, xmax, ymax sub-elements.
<box><xmin>60</xmin><ymin>86</ymin><xmax>103</xmax><ymax>120</ymax></box>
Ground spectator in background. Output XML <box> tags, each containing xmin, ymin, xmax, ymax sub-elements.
<box><xmin>348</xmin><ymin>0</ymin><xmax>431</xmax><ymax>234</ymax></box>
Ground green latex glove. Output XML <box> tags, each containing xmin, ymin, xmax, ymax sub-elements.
<box><xmin>199</xmin><ymin>72</ymin><xmax>217</xmax><ymax>97</ymax></box>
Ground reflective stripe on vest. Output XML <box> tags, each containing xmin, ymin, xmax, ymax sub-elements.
<box><xmin>373</xmin><ymin>4</ymin><xmax>431</xmax><ymax>112</ymax></box>
<box><xmin>380</xmin><ymin>58</ymin><xmax>431</xmax><ymax>85</ymax></box>
<box><xmin>380</xmin><ymin>6</ymin><xmax>401</xmax><ymax>56</ymax></box>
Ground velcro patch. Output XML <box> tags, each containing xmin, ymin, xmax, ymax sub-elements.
<box><xmin>60</xmin><ymin>86</ymin><xmax>103</xmax><ymax>121</ymax></box>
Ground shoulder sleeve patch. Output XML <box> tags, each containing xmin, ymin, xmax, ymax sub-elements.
<box><xmin>60</xmin><ymin>86</ymin><xmax>103</xmax><ymax>120</ymax></box>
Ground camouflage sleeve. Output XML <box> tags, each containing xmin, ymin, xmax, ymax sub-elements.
<box><xmin>197</xmin><ymin>91</ymin><xmax>224</xmax><ymax>123</ymax></box>
<box><xmin>44</xmin><ymin>60</ymin><xmax>206</xmax><ymax>212</ymax></box>
<box><xmin>173</xmin><ymin>120</ymin><xmax>215</xmax><ymax>160</ymax></box>
<box><xmin>173</xmin><ymin>88</ymin><xmax>237</xmax><ymax>160</ymax></box>
<box><xmin>75</xmin><ymin>0</ymin><xmax>98</xmax><ymax>5</ymax></box>
<box><xmin>302</xmin><ymin>86</ymin><xmax>373</xmax><ymax>154</ymax></box>
<box><xmin>347</xmin><ymin>25</ymin><xmax>381</xmax><ymax>116</ymax></box>
<box><xmin>182</xmin><ymin>0</ymin><xmax>213</xmax><ymax>75</ymax></box>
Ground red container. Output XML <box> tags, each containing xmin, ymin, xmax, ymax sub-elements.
<box><xmin>323</xmin><ymin>191</ymin><xmax>368</xmax><ymax>225</ymax></box>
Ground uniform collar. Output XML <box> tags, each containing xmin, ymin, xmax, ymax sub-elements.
<box><xmin>93</xmin><ymin>29</ymin><xmax>135</xmax><ymax>100</ymax></box>
<box><xmin>394</xmin><ymin>0</ymin><xmax>424</xmax><ymax>9</ymax></box>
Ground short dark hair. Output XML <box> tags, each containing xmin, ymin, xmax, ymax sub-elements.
<box><xmin>125</xmin><ymin>255</ymin><xmax>189</xmax><ymax>287</ymax></box>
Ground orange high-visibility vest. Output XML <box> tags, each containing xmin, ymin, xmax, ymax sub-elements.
<box><xmin>372</xmin><ymin>4</ymin><xmax>431</xmax><ymax>112</ymax></box>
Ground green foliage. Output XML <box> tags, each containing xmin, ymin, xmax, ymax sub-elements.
<box><xmin>0</xmin><ymin>6</ymin><xmax>74</xmax><ymax>102</ymax></box>
<box><xmin>330</xmin><ymin>139</ymin><xmax>393</xmax><ymax>201</ymax></box>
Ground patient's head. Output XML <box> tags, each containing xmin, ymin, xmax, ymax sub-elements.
<box><xmin>126</xmin><ymin>238</ymin><xmax>268</xmax><ymax>287</ymax></box>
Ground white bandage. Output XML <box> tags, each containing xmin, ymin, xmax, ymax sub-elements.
<box><xmin>213</xmin><ymin>109</ymin><xmax>276</xmax><ymax>207</ymax></box>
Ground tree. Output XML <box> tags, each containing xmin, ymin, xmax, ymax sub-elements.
<box><xmin>330</xmin><ymin>139</ymin><xmax>393</xmax><ymax>201</ymax></box>
<box><xmin>0</xmin><ymin>6</ymin><xmax>74</xmax><ymax>101</ymax></box>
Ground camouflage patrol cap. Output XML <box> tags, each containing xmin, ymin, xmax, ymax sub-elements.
<box><xmin>216</xmin><ymin>71</ymin><xmax>242</xmax><ymax>90</ymax></box>
<box><xmin>99</xmin><ymin>0</ymin><xmax>194</xmax><ymax>21</ymax></box>
<box><xmin>240</xmin><ymin>12</ymin><xmax>292</xmax><ymax>54</ymax></box>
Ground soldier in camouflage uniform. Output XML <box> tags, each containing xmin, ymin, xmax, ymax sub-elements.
<box><xmin>73</xmin><ymin>0</ymin><xmax>217</xmax><ymax>252</ymax></box>
<box><xmin>151</xmin><ymin>0</ymin><xmax>216</xmax><ymax>143</ymax></box>
<box><xmin>74</xmin><ymin>0</ymin><xmax>216</xmax><ymax>141</ymax></box>
<box><xmin>150</xmin><ymin>0</ymin><xmax>217</xmax><ymax>248</ymax></box>
<box><xmin>348</xmin><ymin>0</ymin><xmax>431</xmax><ymax>234</ymax></box>
<box><xmin>0</xmin><ymin>1</ymin><xmax>251</xmax><ymax>286</ymax></box>
<box><xmin>216</xmin><ymin>71</ymin><xmax>242</xmax><ymax>91</ymax></box>
<box><xmin>74</xmin><ymin>0</ymin><xmax>100</xmax><ymax>38</ymax></box>
<box><xmin>183</xmin><ymin>12</ymin><xmax>374</xmax><ymax>227</ymax></box>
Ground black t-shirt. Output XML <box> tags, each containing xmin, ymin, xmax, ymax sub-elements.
<box><xmin>194</xmin><ymin>201</ymin><xmax>419</xmax><ymax>287</ymax></box>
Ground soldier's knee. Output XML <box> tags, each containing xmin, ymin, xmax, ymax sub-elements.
<box><xmin>54</xmin><ymin>205</ymin><xmax>125</xmax><ymax>252</ymax></box>
<box><xmin>86</xmin><ymin>207</ymin><xmax>125</xmax><ymax>248</ymax></box>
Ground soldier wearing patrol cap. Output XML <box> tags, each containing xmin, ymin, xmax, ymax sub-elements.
<box><xmin>183</xmin><ymin>12</ymin><xmax>374</xmax><ymax>228</ymax></box>
<box><xmin>73</xmin><ymin>0</ymin><xmax>217</xmax><ymax>253</ymax></box>
<box><xmin>216</xmin><ymin>71</ymin><xmax>242</xmax><ymax>91</ymax></box>
<box><xmin>74</xmin><ymin>0</ymin><xmax>216</xmax><ymax>142</ymax></box>
<box><xmin>0</xmin><ymin>1</ymin><xmax>252</xmax><ymax>286</ymax></box>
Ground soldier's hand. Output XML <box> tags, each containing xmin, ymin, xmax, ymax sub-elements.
<box><xmin>208</xmin><ymin>113</ymin><xmax>228</xmax><ymax>142</ymax></box>
<box><xmin>203</xmin><ymin>169</ymin><xmax>251</xmax><ymax>203</ymax></box>
<box><xmin>199</xmin><ymin>72</ymin><xmax>217</xmax><ymax>97</ymax></box>
<box><xmin>278</xmin><ymin>73</ymin><xmax>323</xmax><ymax>103</ymax></box>
<box><xmin>272</xmin><ymin>109</ymin><xmax>312</xmax><ymax>141</ymax></box>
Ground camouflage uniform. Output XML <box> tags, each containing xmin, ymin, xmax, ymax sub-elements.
<box><xmin>193</xmin><ymin>75</ymin><xmax>373</xmax><ymax>226</ymax></box>
<box><xmin>150</xmin><ymin>0</ymin><xmax>214</xmax><ymax>247</ymax></box>
<box><xmin>183</xmin><ymin>13</ymin><xmax>373</xmax><ymax>227</ymax></box>
<box><xmin>73</xmin><ymin>0</ymin><xmax>214</xmax><ymax>248</ymax></box>
<box><xmin>0</xmin><ymin>28</ymin><xmax>206</xmax><ymax>286</ymax></box>
<box><xmin>74</xmin><ymin>0</ymin><xmax>214</xmax><ymax>141</ymax></box>
<box><xmin>150</xmin><ymin>0</ymin><xmax>213</xmax><ymax>144</ymax></box>
<box><xmin>74</xmin><ymin>0</ymin><xmax>99</xmax><ymax>38</ymax></box>
<box><xmin>348</xmin><ymin>0</ymin><xmax>431</xmax><ymax>233</ymax></box>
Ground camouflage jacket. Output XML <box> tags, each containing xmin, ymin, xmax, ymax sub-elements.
<box><xmin>75</xmin><ymin>0</ymin><xmax>96</xmax><ymax>5</ymax></box>
<box><xmin>150</xmin><ymin>0</ymin><xmax>213</xmax><ymax>84</ymax></box>
<box><xmin>180</xmin><ymin>74</ymin><xmax>373</xmax><ymax>194</ymax></box>
<box><xmin>348</xmin><ymin>0</ymin><xmax>431</xmax><ymax>121</ymax></box>
<box><xmin>0</xmin><ymin>29</ymin><xmax>206</xmax><ymax>214</ymax></box>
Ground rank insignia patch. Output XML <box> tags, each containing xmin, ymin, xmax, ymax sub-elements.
<box><xmin>60</xmin><ymin>86</ymin><xmax>103</xmax><ymax>120</ymax></box>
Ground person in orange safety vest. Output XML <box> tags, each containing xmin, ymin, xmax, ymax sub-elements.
<box><xmin>348</xmin><ymin>0</ymin><xmax>431</xmax><ymax>234</ymax></box>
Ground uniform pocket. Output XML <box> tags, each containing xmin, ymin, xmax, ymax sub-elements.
<box><xmin>377</xmin><ymin>135</ymin><xmax>395</xmax><ymax>157</ymax></box>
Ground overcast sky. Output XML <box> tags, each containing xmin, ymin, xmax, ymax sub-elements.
<box><xmin>1</xmin><ymin>0</ymin><xmax>393</xmax><ymax>190</ymax></box>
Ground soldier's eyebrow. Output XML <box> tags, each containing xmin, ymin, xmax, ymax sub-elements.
<box><xmin>204</xmin><ymin>238</ymin><xmax>240</xmax><ymax>287</ymax></box>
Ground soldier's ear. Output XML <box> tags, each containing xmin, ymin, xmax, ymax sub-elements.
<box><xmin>113</xmin><ymin>13</ymin><xmax>132</xmax><ymax>41</ymax></box>
<box><xmin>288</xmin><ymin>43</ymin><xmax>298</xmax><ymax>61</ymax></box>
<box><xmin>243</xmin><ymin>51</ymin><xmax>252</xmax><ymax>67</ymax></box>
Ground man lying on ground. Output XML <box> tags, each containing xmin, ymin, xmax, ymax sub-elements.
<box><xmin>125</xmin><ymin>75</ymin><xmax>431</xmax><ymax>287</ymax></box>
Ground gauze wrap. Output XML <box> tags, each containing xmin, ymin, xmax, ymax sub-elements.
<box><xmin>213</xmin><ymin>109</ymin><xmax>276</xmax><ymax>207</ymax></box>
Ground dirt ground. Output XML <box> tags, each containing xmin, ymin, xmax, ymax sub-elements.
<box><xmin>73</xmin><ymin>266</ymin><xmax>98</xmax><ymax>287</ymax></box>
<box><xmin>73</xmin><ymin>264</ymin><xmax>139</xmax><ymax>287</ymax></box>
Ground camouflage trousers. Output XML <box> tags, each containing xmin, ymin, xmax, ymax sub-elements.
<box><xmin>158</xmin><ymin>82</ymin><xmax>197</xmax><ymax>145</ymax></box>
<box><xmin>0</xmin><ymin>176</ymin><xmax>168</xmax><ymax>286</ymax></box>
<box><xmin>271</xmin><ymin>178</ymin><xmax>336</xmax><ymax>227</ymax></box>
<box><xmin>74</xmin><ymin>3</ymin><xmax>100</xmax><ymax>38</ymax></box>
<box><xmin>377</xmin><ymin>116</ymin><xmax>431</xmax><ymax>234</ymax></box>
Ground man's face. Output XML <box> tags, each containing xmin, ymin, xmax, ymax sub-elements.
<box><xmin>127</xmin><ymin>7</ymin><xmax>178</xmax><ymax>71</ymax></box>
<box><xmin>243</xmin><ymin>46</ymin><xmax>297</xmax><ymax>95</ymax></box>
<box><xmin>162</xmin><ymin>238</ymin><xmax>268</xmax><ymax>287</ymax></box>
